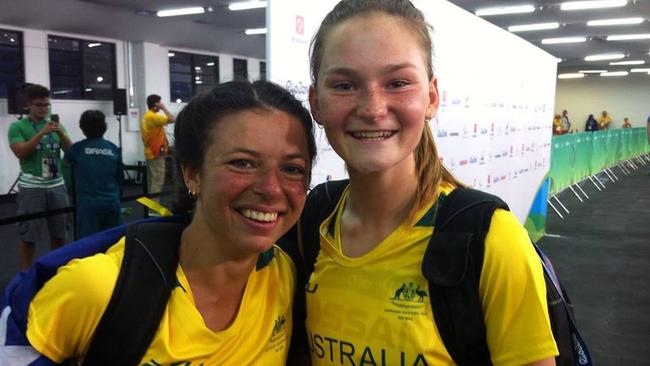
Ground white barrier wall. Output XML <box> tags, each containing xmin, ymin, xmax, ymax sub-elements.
<box><xmin>267</xmin><ymin>0</ymin><xmax>557</xmax><ymax>223</ymax></box>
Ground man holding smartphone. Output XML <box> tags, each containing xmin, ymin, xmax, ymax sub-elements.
<box><xmin>8</xmin><ymin>84</ymin><xmax>72</xmax><ymax>269</ymax></box>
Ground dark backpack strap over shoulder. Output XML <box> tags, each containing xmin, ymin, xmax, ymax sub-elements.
<box><xmin>282</xmin><ymin>179</ymin><xmax>348</xmax><ymax>366</ymax></box>
<box><xmin>299</xmin><ymin>179</ymin><xmax>349</xmax><ymax>275</ymax></box>
<box><xmin>422</xmin><ymin>188</ymin><xmax>508</xmax><ymax>366</ymax></box>
<box><xmin>82</xmin><ymin>219</ymin><xmax>186</xmax><ymax>366</ymax></box>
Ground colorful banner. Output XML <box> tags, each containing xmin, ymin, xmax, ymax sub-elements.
<box><xmin>548</xmin><ymin>135</ymin><xmax>574</xmax><ymax>196</ymax></box>
<box><xmin>525</xmin><ymin>178</ymin><xmax>550</xmax><ymax>243</ymax></box>
<box><xmin>573</xmin><ymin>133</ymin><xmax>592</xmax><ymax>184</ymax></box>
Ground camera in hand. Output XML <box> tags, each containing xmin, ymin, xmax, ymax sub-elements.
<box><xmin>49</xmin><ymin>114</ymin><xmax>59</xmax><ymax>123</ymax></box>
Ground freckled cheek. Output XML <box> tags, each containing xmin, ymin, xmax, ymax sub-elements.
<box><xmin>320</xmin><ymin>96</ymin><xmax>355</xmax><ymax>124</ymax></box>
<box><xmin>211</xmin><ymin>173</ymin><xmax>253</xmax><ymax>201</ymax></box>
<box><xmin>283</xmin><ymin>182</ymin><xmax>307</xmax><ymax>211</ymax></box>
<box><xmin>395</xmin><ymin>99</ymin><xmax>428</xmax><ymax>126</ymax></box>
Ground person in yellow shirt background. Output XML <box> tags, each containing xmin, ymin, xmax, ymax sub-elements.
<box><xmin>597</xmin><ymin>110</ymin><xmax>612</xmax><ymax>130</ymax></box>
<box><xmin>141</xmin><ymin>94</ymin><xmax>175</xmax><ymax>198</ymax></box>
<box><xmin>552</xmin><ymin>114</ymin><xmax>565</xmax><ymax>135</ymax></box>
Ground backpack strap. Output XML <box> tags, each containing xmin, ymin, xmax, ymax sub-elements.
<box><xmin>280</xmin><ymin>179</ymin><xmax>348</xmax><ymax>365</ymax></box>
<box><xmin>422</xmin><ymin>187</ymin><xmax>508</xmax><ymax>366</ymax></box>
<box><xmin>299</xmin><ymin>180</ymin><xmax>349</xmax><ymax>275</ymax></box>
<box><xmin>82</xmin><ymin>219</ymin><xmax>186</xmax><ymax>366</ymax></box>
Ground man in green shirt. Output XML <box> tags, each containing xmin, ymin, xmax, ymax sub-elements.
<box><xmin>8</xmin><ymin>84</ymin><xmax>72</xmax><ymax>269</ymax></box>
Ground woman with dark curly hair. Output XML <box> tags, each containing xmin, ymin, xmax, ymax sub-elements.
<box><xmin>21</xmin><ymin>80</ymin><xmax>316</xmax><ymax>365</ymax></box>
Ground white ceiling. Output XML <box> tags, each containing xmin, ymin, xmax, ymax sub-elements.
<box><xmin>0</xmin><ymin>0</ymin><xmax>266</xmax><ymax>59</ymax></box>
<box><xmin>450</xmin><ymin>0</ymin><xmax>650</xmax><ymax>73</ymax></box>
<box><xmin>1</xmin><ymin>0</ymin><xmax>649</xmax><ymax>72</ymax></box>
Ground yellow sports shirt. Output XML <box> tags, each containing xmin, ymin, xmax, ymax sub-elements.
<box><xmin>305</xmin><ymin>185</ymin><xmax>558</xmax><ymax>366</ymax></box>
<box><xmin>27</xmin><ymin>239</ymin><xmax>295</xmax><ymax>365</ymax></box>
<box><xmin>140</xmin><ymin>110</ymin><xmax>171</xmax><ymax>160</ymax></box>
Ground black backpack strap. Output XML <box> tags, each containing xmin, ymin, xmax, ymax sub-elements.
<box><xmin>281</xmin><ymin>179</ymin><xmax>348</xmax><ymax>366</ymax></box>
<box><xmin>422</xmin><ymin>188</ymin><xmax>508</xmax><ymax>366</ymax></box>
<box><xmin>299</xmin><ymin>180</ymin><xmax>349</xmax><ymax>275</ymax></box>
<box><xmin>82</xmin><ymin>220</ymin><xmax>186</xmax><ymax>366</ymax></box>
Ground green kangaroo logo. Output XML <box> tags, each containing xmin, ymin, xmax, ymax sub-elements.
<box><xmin>415</xmin><ymin>285</ymin><xmax>428</xmax><ymax>302</ymax></box>
<box><xmin>393</xmin><ymin>283</ymin><xmax>407</xmax><ymax>300</ymax></box>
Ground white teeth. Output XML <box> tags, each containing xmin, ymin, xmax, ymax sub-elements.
<box><xmin>352</xmin><ymin>131</ymin><xmax>394</xmax><ymax>139</ymax></box>
<box><xmin>241</xmin><ymin>209</ymin><xmax>278</xmax><ymax>222</ymax></box>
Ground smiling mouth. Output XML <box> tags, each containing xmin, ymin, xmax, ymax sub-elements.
<box><xmin>240</xmin><ymin>209</ymin><xmax>279</xmax><ymax>223</ymax></box>
<box><xmin>350</xmin><ymin>130</ymin><xmax>396</xmax><ymax>140</ymax></box>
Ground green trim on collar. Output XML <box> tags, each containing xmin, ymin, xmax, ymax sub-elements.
<box><xmin>414</xmin><ymin>192</ymin><xmax>448</xmax><ymax>227</ymax></box>
<box><xmin>256</xmin><ymin>248</ymin><xmax>275</xmax><ymax>270</ymax></box>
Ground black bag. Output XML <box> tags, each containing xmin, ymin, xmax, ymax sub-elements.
<box><xmin>2</xmin><ymin>216</ymin><xmax>187</xmax><ymax>366</ymax></box>
<box><xmin>282</xmin><ymin>180</ymin><xmax>592</xmax><ymax>366</ymax></box>
<box><xmin>82</xmin><ymin>219</ymin><xmax>186</xmax><ymax>366</ymax></box>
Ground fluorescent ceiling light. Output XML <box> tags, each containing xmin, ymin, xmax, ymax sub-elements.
<box><xmin>587</xmin><ymin>17</ymin><xmax>644</xmax><ymax>26</ymax></box>
<box><xmin>228</xmin><ymin>1</ymin><xmax>267</xmax><ymax>11</ymax></box>
<box><xmin>609</xmin><ymin>60</ymin><xmax>645</xmax><ymax>65</ymax></box>
<box><xmin>606</xmin><ymin>33</ymin><xmax>650</xmax><ymax>41</ymax></box>
<box><xmin>206</xmin><ymin>62</ymin><xmax>215</xmax><ymax>66</ymax></box>
<box><xmin>245</xmin><ymin>28</ymin><xmax>267</xmax><ymax>35</ymax></box>
<box><xmin>558</xmin><ymin>73</ymin><xmax>585</xmax><ymax>79</ymax></box>
<box><xmin>561</xmin><ymin>1</ymin><xmax>627</xmax><ymax>11</ymax></box>
<box><xmin>157</xmin><ymin>7</ymin><xmax>204</xmax><ymax>17</ymax></box>
<box><xmin>630</xmin><ymin>68</ymin><xmax>650</xmax><ymax>72</ymax></box>
<box><xmin>542</xmin><ymin>36</ymin><xmax>587</xmax><ymax>44</ymax></box>
<box><xmin>508</xmin><ymin>22</ymin><xmax>560</xmax><ymax>32</ymax></box>
<box><xmin>88</xmin><ymin>43</ymin><xmax>101</xmax><ymax>48</ymax></box>
<box><xmin>475</xmin><ymin>5</ymin><xmax>535</xmax><ymax>16</ymax></box>
<box><xmin>585</xmin><ymin>53</ymin><xmax>625</xmax><ymax>61</ymax></box>
<box><xmin>168</xmin><ymin>52</ymin><xmax>175</xmax><ymax>57</ymax></box>
<box><xmin>579</xmin><ymin>69</ymin><xmax>607</xmax><ymax>73</ymax></box>
<box><xmin>600</xmin><ymin>71</ymin><xmax>628</xmax><ymax>76</ymax></box>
